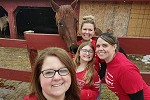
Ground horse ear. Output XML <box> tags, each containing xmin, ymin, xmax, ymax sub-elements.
<box><xmin>49</xmin><ymin>0</ymin><xmax>60</xmax><ymax>12</ymax></box>
<box><xmin>71</xmin><ymin>0</ymin><xmax>78</xmax><ymax>9</ymax></box>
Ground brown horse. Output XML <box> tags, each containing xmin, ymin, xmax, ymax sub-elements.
<box><xmin>0</xmin><ymin>15</ymin><xmax>8</xmax><ymax>38</ymax></box>
<box><xmin>49</xmin><ymin>0</ymin><xmax>78</xmax><ymax>54</ymax></box>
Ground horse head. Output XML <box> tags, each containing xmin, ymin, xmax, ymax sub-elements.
<box><xmin>49</xmin><ymin>0</ymin><xmax>78</xmax><ymax>54</ymax></box>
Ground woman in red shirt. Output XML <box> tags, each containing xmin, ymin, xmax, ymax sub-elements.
<box><xmin>74</xmin><ymin>42</ymin><xmax>100</xmax><ymax>100</ymax></box>
<box><xmin>23</xmin><ymin>47</ymin><xmax>80</xmax><ymax>100</ymax></box>
<box><xmin>96</xmin><ymin>32</ymin><xmax>150</xmax><ymax>100</ymax></box>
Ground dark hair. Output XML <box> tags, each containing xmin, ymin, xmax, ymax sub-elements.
<box><xmin>29</xmin><ymin>47</ymin><xmax>80</xmax><ymax>100</ymax></box>
<box><xmin>98</xmin><ymin>32</ymin><xmax>119</xmax><ymax>52</ymax></box>
<box><xmin>74</xmin><ymin>42</ymin><xmax>95</xmax><ymax>85</ymax></box>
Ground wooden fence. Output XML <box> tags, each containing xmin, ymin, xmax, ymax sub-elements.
<box><xmin>0</xmin><ymin>33</ymin><xmax>150</xmax><ymax>85</ymax></box>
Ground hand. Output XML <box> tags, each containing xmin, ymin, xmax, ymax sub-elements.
<box><xmin>94</xmin><ymin>78</ymin><xmax>101</xmax><ymax>88</ymax></box>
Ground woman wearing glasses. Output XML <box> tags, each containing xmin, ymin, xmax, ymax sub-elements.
<box><xmin>74</xmin><ymin>42</ymin><xmax>100</xmax><ymax>100</ymax></box>
<box><xmin>23</xmin><ymin>47</ymin><xmax>80</xmax><ymax>100</ymax></box>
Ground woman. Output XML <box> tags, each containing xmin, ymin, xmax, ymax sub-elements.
<box><xmin>74</xmin><ymin>42</ymin><xmax>100</xmax><ymax>100</ymax></box>
<box><xmin>23</xmin><ymin>47</ymin><xmax>80</xmax><ymax>100</ymax></box>
<box><xmin>77</xmin><ymin>15</ymin><xmax>101</xmax><ymax>73</ymax></box>
<box><xmin>96</xmin><ymin>32</ymin><xmax>150</xmax><ymax>100</ymax></box>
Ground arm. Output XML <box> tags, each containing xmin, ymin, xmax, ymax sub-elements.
<box><xmin>119</xmin><ymin>67</ymin><xmax>145</xmax><ymax>100</ymax></box>
<box><xmin>128</xmin><ymin>90</ymin><xmax>144</xmax><ymax>100</ymax></box>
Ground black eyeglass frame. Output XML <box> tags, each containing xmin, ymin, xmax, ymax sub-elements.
<box><xmin>80</xmin><ymin>49</ymin><xmax>94</xmax><ymax>54</ymax></box>
<box><xmin>41</xmin><ymin>67</ymin><xmax>69</xmax><ymax>78</ymax></box>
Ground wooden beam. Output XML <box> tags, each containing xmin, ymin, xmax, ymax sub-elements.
<box><xmin>0</xmin><ymin>68</ymin><xmax>31</xmax><ymax>82</ymax></box>
<box><xmin>79</xmin><ymin>0</ymin><xmax>150</xmax><ymax>1</ymax></box>
<box><xmin>0</xmin><ymin>38</ymin><xmax>27</xmax><ymax>48</ymax></box>
<box><xmin>25</xmin><ymin>33</ymin><xmax>67</xmax><ymax>50</ymax></box>
<box><xmin>118</xmin><ymin>37</ymin><xmax>150</xmax><ymax>55</ymax></box>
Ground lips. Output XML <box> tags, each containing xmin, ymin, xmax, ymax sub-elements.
<box><xmin>52</xmin><ymin>83</ymin><xmax>63</xmax><ymax>87</ymax></box>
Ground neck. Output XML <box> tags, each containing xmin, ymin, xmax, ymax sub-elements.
<box><xmin>82</xmin><ymin>39</ymin><xmax>92</xmax><ymax>42</ymax></box>
<box><xmin>105</xmin><ymin>52</ymin><xmax>116</xmax><ymax>63</ymax></box>
<box><xmin>76</xmin><ymin>59</ymin><xmax>88</xmax><ymax>72</ymax></box>
<box><xmin>46</xmin><ymin>96</ymin><xmax>65</xmax><ymax>100</ymax></box>
<box><xmin>43</xmin><ymin>92</ymin><xmax>65</xmax><ymax>100</ymax></box>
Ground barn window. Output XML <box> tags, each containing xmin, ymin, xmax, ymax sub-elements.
<box><xmin>0</xmin><ymin>6</ymin><xmax>10</xmax><ymax>38</ymax></box>
<box><xmin>15</xmin><ymin>6</ymin><xmax>58</xmax><ymax>39</ymax></box>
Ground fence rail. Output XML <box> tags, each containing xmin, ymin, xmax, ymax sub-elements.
<box><xmin>0</xmin><ymin>34</ymin><xmax>150</xmax><ymax>85</ymax></box>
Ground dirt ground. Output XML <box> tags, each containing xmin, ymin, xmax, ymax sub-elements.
<box><xmin>0</xmin><ymin>47</ymin><xmax>149</xmax><ymax>100</ymax></box>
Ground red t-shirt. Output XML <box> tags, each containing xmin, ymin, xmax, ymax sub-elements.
<box><xmin>76</xmin><ymin>69</ymin><xmax>100</xmax><ymax>100</ymax></box>
<box><xmin>23</xmin><ymin>95</ymin><xmax>37</xmax><ymax>100</ymax></box>
<box><xmin>105</xmin><ymin>52</ymin><xmax>150</xmax><ymax>100</ymax></box>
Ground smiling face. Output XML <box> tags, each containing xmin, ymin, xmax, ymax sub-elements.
<box><xmin>40</xmin><ymin>56</ymin><xmax>71</xmax><ymax>99</ymax></box>
<box><xmin>81</xmin><ymin>23</ymin><xmax>95</xmax><ymax>41</ymax></box>
<box><xmin>79</xmin><ymin>45</ymin><xmax>94</xmax><ymax>62</ymax></box>
<box><xmin>96</xmin><ymin>37</ymin><xmax>117</xmax><ymax>63</ymax></box>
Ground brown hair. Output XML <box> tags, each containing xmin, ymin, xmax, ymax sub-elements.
<box><xmin>98</xmin><ymin>32</ymin><xmax>119</xmax><ymax>52</ymax></box>
<box><xmin>29</xmin><ymin>47</ymin><xmax>80</xmax><ymax>100</ymax></box>
<box><xmin>74</xmin><ymin>42</ymin><xmax>95</xmax><ymax>85</ymax></box>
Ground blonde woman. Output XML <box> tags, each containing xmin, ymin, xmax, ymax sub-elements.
<box><xmin>74</xmin><ymin>42</ymin><xmax>100</xmax><ymax>100</ymax></box>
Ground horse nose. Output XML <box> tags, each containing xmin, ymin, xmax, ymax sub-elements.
<box><xmin>70</xmin><ymin>44</ymin><xmax>78</xmax><ymax>54</ymax></box>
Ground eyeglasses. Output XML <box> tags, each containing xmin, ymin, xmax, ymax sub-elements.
<box><xmin>81</xmin><ymin>49</ymin><xmax>94</xmax><ymax>54</ymax></box>
<box><xmin>41</xmin><ymin>67</ymin><xmax>69</xmax><ymax>78</ymax></box>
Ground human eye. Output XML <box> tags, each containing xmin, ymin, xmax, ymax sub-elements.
<box><xmin>102</xmin><ymin>44</ymin><xmax>108</xmax><ymax>48</ymax></box>
<box><xmin>43</xmin><ymin>70</ymin><xmax>55</xmax><ymax>77</ymax></box>
<box><xmin>96</xmin><ymin>44</ymin><xmax>100</xmax><ymax>48</ymax></box>
<box><xmin>81</xmin><ymin>49</ymin><xmax>87</xmax><ymax>53</ymax></box>
<box><xmin>89</xmin><ymin>50</ymin><xmax>94</xmax><ymax>53</ymax></box>
<box><xmin>59</xmin><ymin>68</ymin><xmax>69</xmax><ymax>75</ymax></box>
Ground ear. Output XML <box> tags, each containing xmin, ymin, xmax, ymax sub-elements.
<box><xmin>71</xmin><ymin>0</ymin><xmax>78</xmax><ymax>10</ymax></box>
<box><xmin>49</xmin><ymin>0</ymin><xmax>60</xmax><ymax>12</ymax></box>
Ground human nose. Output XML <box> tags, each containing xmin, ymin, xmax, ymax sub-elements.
<box><xmin>53</xmin><ymin>72</ymin><xmax>61</xmax><ymax>80</ymax></box>
<box><xmin>85</xmin><ymin>30</ymin><xmax>89</xmax><ymax>33</ymax></box>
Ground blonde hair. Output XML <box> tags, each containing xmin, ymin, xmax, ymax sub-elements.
<box><xmin>82</xmin><ymin>15</ymin><xmax>95</xmax><ymax>23</ymax></box>
<box><xmin>80</xmin><ymin>15</ymin><xmax>96</xmax><ymax>31</ymax></box>
<box><xmin>74</xmin><ymin>42</ymin><xmax>95</xmax><ymax>85</ymax></box>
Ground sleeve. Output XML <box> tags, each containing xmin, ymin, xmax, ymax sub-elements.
<box><xmin>128</xmin><ymin>90</ymin><xmax>144</xmax><ymax>100</ymax></box>
<box><xmin>119</xmin><ymin>68</ymin><xmax>144</xmax><ymax>94</ymax></box>
<box><xmin>22</xmin><ymin>96</ymin><xmax>29</xmax><ymax>100</ymax></box>
<box><xmin>98</xmin><ymin>62</ymin><xmax>107</xmax><ymax>79</ymax></box>
<box><xmin>80</xmin><ymin>70</ymin><xmax>100</xmax><ymax>100</ymax></box>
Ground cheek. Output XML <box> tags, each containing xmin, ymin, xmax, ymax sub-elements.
<box><xmin>40</xmin><ymin>75</ymin><xmax>52</xmax><ymax>89</ymax></box>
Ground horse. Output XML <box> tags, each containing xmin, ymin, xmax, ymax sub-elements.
<box><xmin>49</xmin><ymin>0</ymin><xmax>78</xmax><ymax>54</ymax></box>
<box><xmin>0</xmin><ymin>15</ymin><xmax>8</xmax><ymax>38</ymax></box>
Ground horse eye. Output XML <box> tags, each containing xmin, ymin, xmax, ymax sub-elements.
<box><xmin>75</xmin><ymin>19</ymin><xmax>78</xmax><ymax>23</ymax></box>
<box><xmin>59</xmin><ymin>22</ymin><xmax>63</xmax><ymax>27</ymax></box>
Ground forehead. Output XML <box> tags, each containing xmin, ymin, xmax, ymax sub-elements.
<box><xmin>82</xmin><ymin>23</ymin><xmax>94</xmax><ymax>29</ymax></box>
<box><xmin>57</xmin><ymin>5</ymin><xmax>77</xmax><ymax>20</ymax></box>
<box><xmin>96</xmin><ymin>37</ymin><xmax>109</xmax><ymax>45</ymax></box>
<box><xmin>81</xmin><ymin>45</ymin><xmax>92</xmax><ymax>50</ymax></box>
<box><xmin>42</xmin><ymin>56</ymin><xmax>65</xmax><ymax>69</ymax></box>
